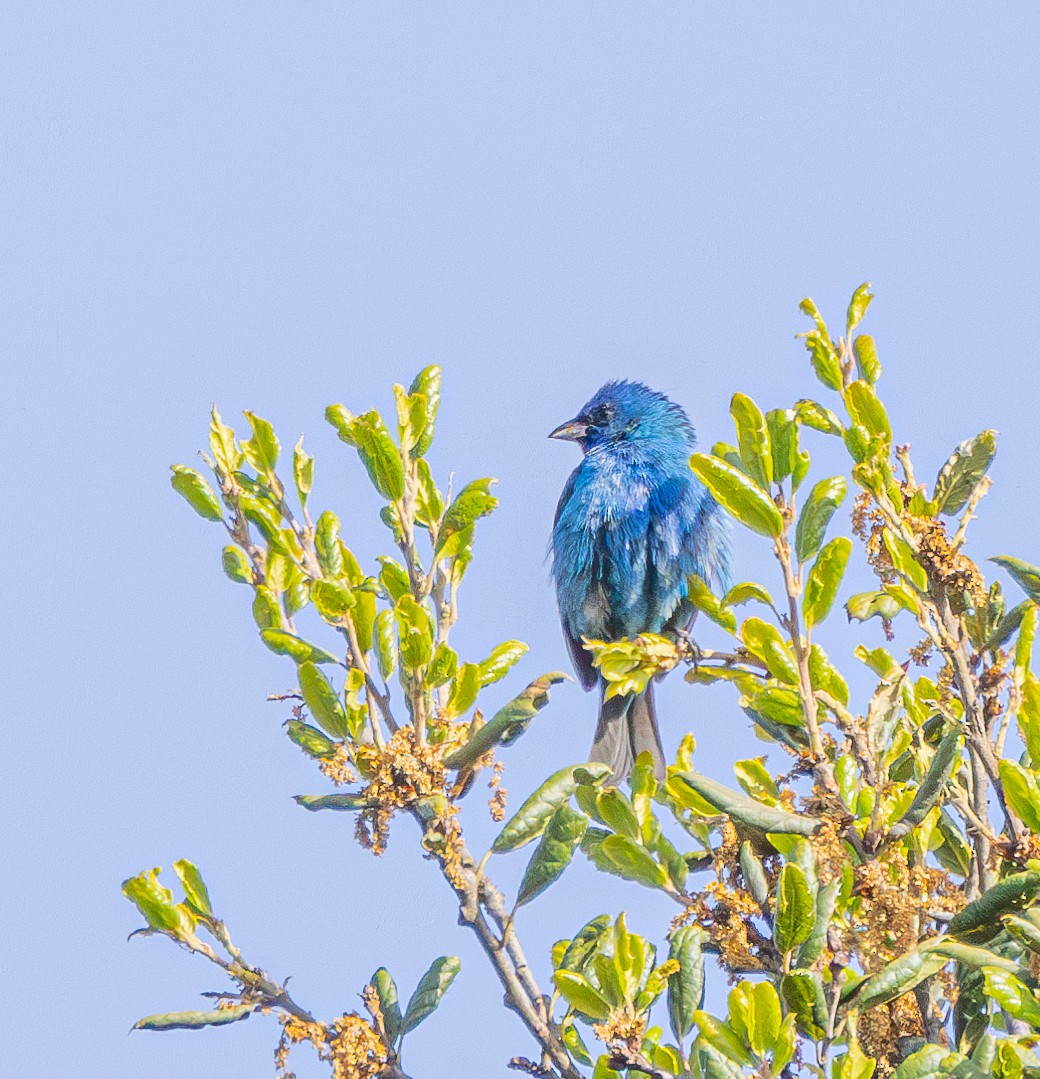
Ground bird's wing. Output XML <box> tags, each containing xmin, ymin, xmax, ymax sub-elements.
<box><xmin>648</xmin><ymin>474</ymin><xmax>730</xmax><ymax>633</ymax></box>
<box><xmin>552</xmin><ymin>466</ymin><xmax>600</xmax><ymax>691</ymax></box>
<box><xmin>563</xmin><ymin>606</ymin><xmax>600</xmax><ymax>690</ymax></box>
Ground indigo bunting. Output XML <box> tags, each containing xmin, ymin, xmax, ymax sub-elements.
<box><xmin>550</xmin><ymin>381</ymin><xmax>730</xmax><ymax>781</ymax></box>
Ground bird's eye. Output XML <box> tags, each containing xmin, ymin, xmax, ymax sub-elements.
<box><xmin>587</xmin><ymin>405</ymin><xmax>612</xmax><ymax>427</ymax></box>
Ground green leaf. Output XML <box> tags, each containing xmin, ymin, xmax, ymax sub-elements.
<box><xmin>209</xmin><ymin>405</ymin><xmax>243</xmax><ymax>474</ymax></box>
<box><xmin>889</xmin><ymin>729</ymin><xmax>962</xmax><ymax>837</ymax></box>
<box><xmin>740</xmin><ymin>617</ymin><xmax>798</xmax><ymax>684</ymax></box>
<box><xmin>559</xmin><ymin>914</ymin><xmax>612</xmax><ymax>973</ymax></box>
<box><xmin>292</xmin><ymin>437</ymin><xmax>313</xmax><ymax>506</ymax></box>
<box><xmin>593</xmin><ymin>835</ymin><xmax>669</xmax><ymax>890</ymax></box>
<box><xmin>324</xmin><ymin>403</ymin><xmax>356</xmax><ymax>445</ymax></box>
<box><xmin>773</xmin><ymin>863</ymin><xmax>814</xmax><ymax>953</ymax></box>
<box><xmin>845</xmin><ymin>380</ymin><xmax>891</xmax><ymax>444</ymax></box>
<box><xmin>122</xmin><ymin>867</ymin><xmax>180</xmax><ymax>931</ymax></box>
<box><xmin>260</xmin><ymin>629</ymin><xmax>340</xmax><ymax>665</ymax></box>
<box><xmin>729</xmin><ymin>981</ymin><xmax>782</xmax><ymax>1059</ymax></box>
<box><xmin>409</xmin><ymin>365</ymin><xmax>441</xmax><ymax>458</ymax></box>
<box><xmin>394</xmin><ymin>595</ymin><xmax>433</xmax><ymax>672</ymax></box>
<box><xmin>733</xmin><ymin>758</ymin><xmax>779</xmax><ymax>803</ymax></box>
<box><xmin>667</xmin><ymin>925</ymin><xmax>707</xmax><ymax>1044</ymax></box>
<box><xmin>516</xmin><ymin>804</ymin><xmax>587</xmax><ymax>906</ymax></box>
<box><xmin>721</xmin><ymin>582</ymin><xmax>774</xmax><ymax>610</ymax></box>
<box><xmin>741</xmin><ymin>684</ymin><xmax>808</xmax><ymax>734</ymax></box>
<box><xmin>799</xmin><ymin>296</ymin><xmax>833</xmax><ymax>343</ymax></box>
<box><xmin>882</xmin><ymin>529</ymin><xmax>927</xmax><ymax>590</ymax></box>
<box><xmin>691</xmin><ymin>1012</ymin><xmax>753</xmax><ymax>1066</ymax></box>
<box><xmin>1016</xmin><ymin>673</ymin><xmax>1040</xmax><ymax>766</ymax></box>
<box><xmin>803</xmin><ymin>536</ymin><xmax>851</xmax><ymax>628</ymax></box>
<box><xmin>595</xmin><ymin>787</ymin><xmax>641</xmax><ymax>840</ymax></box>
<box><xmin>252</xmin><ymin>587</ymin><xmax>281</xmax><ymax>630</ymax></box>
<box><xmin>393</xmin><ymin>383</ymin><xmax>428</xmax><ymax>457</ymax></box>
<box><xmin>795</xmin><ymin>476</ymin><xmax>847</xmax><ymax>563</ymax></box>
<box><xmin>172</xmin><ymin>859</ymin><xmax>212</xmax><ymax>917</ymax></box>
<box><xmin>611</xmin><ymin>914</ymin><xmax>646</xmax><ymax>1003</ymax></box>
<box><xmin>739</xmin><ymin>842</ymin><xmax>769</xmax><ymax>907</ymax></box>
<box><xmin>221</xmin><ymin>546</ymin><xmax>252</xmax><ymax>584</ymax></box>
<box><xmin>427</xmin><ymin>642</ymin><xmax>458</xmax><ymax>688</ymax></box>
<box><xmin>947</xmin><ymin>870</ymin><xmax>1040</xmax><ymax>942</ymax></box>
<box><xmin>781</xmin><ymin>972</ymin><xmax>827</xmax><ymax>1039</ymax></box>
<box><xmin>687</xmin><ymin>574</ymin><xmax>737</xmax><ymax>633</ymax></box>
<box><xmin>351</xmin><ymin>410</ymin><xmax>406</xmax><ymax>501</ymax></box>
<box><xmin>444</xmin><ymin>673</ymin><xmax>566</xmax><ymax>769</ymax></box>
<box><xmin>891</xmin><ymin>1047</ymin><xmax>960</xmax><ymax>1079</ymax></box>
<box><xmin>554</xmin><ymin>970</ymin><xmax>612</xmax><ymax>1021</ymax></box>
<box><xmin>982</xmin><ymin>969</ymin><xmax>1040</xmax><ymax>1027</ymax></box>
<box><xmin>846</xmin><ymin>281</ymin><xmax>873</xmax><ymax>335</ymax></box>
<box><xmin>352</xmin><ymin>590</ymin><xmax>377</xmax><ymax>654</ymax></box>
<box><xmin>414</xmin><ymin>458</ymin><xmax>444</xmax><ymax>529</ymax></box>
<box><xmin>378</xmin><ymin>557</ymin><xmax>410</xmax><ymax>602</ymax></box>
<box><xmin>1001</xmin><ymin>912</ymin><xmax>1040</xmax><ymax>955</ymax></box>
<box><xmin>843</xmin><ymin>423</ymin><xmax>871</xmax><ymax>463</ymax></box>
<box><xmin>133</xmin><ymin>1006</ymin><xmax>254</xmax><ymax>1031</ymax></box>
<box><xmin>310</xmin><ymin>579</ymin><xmax>355</xmax><ymax>624</ymax></box>
<box><xmin>298</xmin><ymin>661</ymin><xmax>350</xmax><ymax>739</ymax></box>
<box><xmin>560</xmin><ymin>1020</ymin><xmax>593</xmax><ymax>1066</ymax></box>
<box><xmin>374</xmin><ymin>609</ymin><xmax>397</xmax><ymax>681</ymax></box>
<box><xmin>712</xmin><ymin>440</ymin><xmax>746</xmax><ymax>473</ymax></box>
<box><xmin>478</xmin><ymin>640</ymin><xmax>528</xmax><ymax>686</ymax></box>
<box><xmin>730</xmin><ymin>393</ymin><xmax>773</xmax><ymax>489</ymax></box>
<box><xmin>689</xmin><ymin>454</ymin><xmax>784</xmax><ymax>537</ymax></box>
<box><xmin>443</xmin><ymin>661</ymin><xmax>480</xmax><ymax>720</ymax></box>
<box><xmin>436</xmin><ymin>523</ymin><xmax>474</xmax><ymax>564</ymax></box>
<box><xmin>846</xmin><ymin>590</ymin><xmax>903</xmax><ymax>623</ymax></box>
<box><xmin>935</xmin><ymin>811</ymin><xmax>971</xmax><ymax>878</ymax></box>
<box><xmin>286</xmin><ymin>720</ymin><xmax>338</xmax><ymax>759</ymax></box>
<box><xmin>671</xmin><ymin>772</ymin><xmax>819</xmax><ymax>835</ymax></box>
<box><xmin>492</xmin><ymin>764</ymin><xmax>610</xmax><ymax>853</ymax></box>
<box><xmin>934</xmin><ymin>431</ymin><xmax>997</xmax><ymax>515</ymax></box>
<box><xmin>802</xmin><ymin>330</ymin><xmax>842</xmax><ymax>391</ymax></box>
<box><xmin>998</xmin><ymin>761</ymin><xmax>1040</xmax><ymax>832</ymax></box>
<box><xmin>170</xmin><ymin>465</ymin><xmax>223</xmax><ymax>521</ymax></box>
<box><xmin>927</xmin><ymin>940</ymin><xmax>1020</xmax><ymax>972</ymax></box>
<box><xmin>241</xmin><ymin>412</ymin><xmax>280</xmax><ymax>476</ymax></box>
<box><xmin>853</xmin><ymin>334</ymin><xmax>882</xmax><ymax>384</ymax></box>
<box><xmin>837</xmin><ymin>1040</ymin><xmax>878</xmax><ymax>1079</ymax></box>
<box><xmin>766</xmin><ymin>408</ymin><xmax>798</xmax><ymax>486</ymax></box>
<box><xmin>435</xmin><ymin>479</ymin><xmax>498</xmax><ymax>555</ymax></box>
<box><xmin>854</xmin><ymin>945</ymin><xmax>947</xmax><ymax>1011</ymax></box>
<box><xmin>795</xmin><ymin>399</ymin><xmax>843</xmax><ymax>435</ymax></box>
<box><xmin>314</xmin><ymin>511</ymin><xmax>345</xmax><ymax>578</ymax></box>
<box><xmin>992</xmin><ymin>556</ymin><xmax>1040</xmax><ymax>605</ymax></box>
<box><xmin>370</xmin><ymin>968</ymin><xmax>402</xmax><ymax>1046</ymax></box>
<box><xmin>294</xmin><ymin>793</ymin><xmax>375</xmax><ymax>811</ymax></box>
<box><xmin>808</xmin><ymin>643</ymin><xmax>849</xmax><ymax>706</ymax></box>
<box><xmin>400</xmin><ymin>955</ymin><xmax>461</xmax><ymax>1036</ymax></box>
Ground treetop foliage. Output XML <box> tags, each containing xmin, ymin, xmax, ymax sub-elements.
<box><xmin>127</xmin><ymin>285</ymin><xmax>1040</xmax><ymax>1079</ymax></box>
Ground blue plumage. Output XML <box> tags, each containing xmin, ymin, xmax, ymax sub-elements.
<box><xmin>550</xmin><ymin>380</ymin><xmax>730</xmax><ymax>780</ymax></box>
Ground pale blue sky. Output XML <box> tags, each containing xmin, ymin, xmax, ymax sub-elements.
<box><xmin>5</xmin><ymin>5</ymin><xmax>1040</xmax><ymax>1077</ymax></box>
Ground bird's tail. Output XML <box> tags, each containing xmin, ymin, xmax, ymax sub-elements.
<box><xmin>590</xmin><ymin>681</ymin><xmax>665</xmax><ymax>784</ymax></box>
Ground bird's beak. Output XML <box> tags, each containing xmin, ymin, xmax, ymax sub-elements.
<box><xmin>549</xmin><ymin>417</ymin><xmax>588</xmax><ymax>442</ymax></box>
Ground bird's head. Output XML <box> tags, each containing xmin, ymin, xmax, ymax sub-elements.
<box><xmin>549</xmin><ymin>380</ymin><xmax>694</xmax><ymax>453</ymax></box>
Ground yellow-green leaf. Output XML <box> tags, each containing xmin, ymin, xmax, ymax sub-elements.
<box><xmin>730</xmin><ymin>393</ymin><xmax>772</xmax><ymax>490</ymax></box>
<box><xmin>795</xmin><ymin>475</ymin><xmax>847</xmax><ymax>564</ymax></box>
<box><xmin>689</xmin><ymin>454</ymin><xmax>783</xmax><ymax>537</ymax></box>
<box><xmin>170</xmin><ymin>465</ymin><xmax>223</xmax><ymax>521</ymax></box>
<box><xmin>803</xmin><ymin>536</ymin><xmax>851</xmax><ymax>627</ymax></box>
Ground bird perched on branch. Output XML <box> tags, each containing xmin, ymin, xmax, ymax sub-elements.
<box><xmin>550</xmin><ymin>380</ymin><xmax>730</xmax><ymax>782</ymax></box>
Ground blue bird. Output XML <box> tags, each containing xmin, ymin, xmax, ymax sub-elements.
<box><xmin>550</xmin><ymin>380</ymin><xmax>730</xmax><ymax>782</ymax></box>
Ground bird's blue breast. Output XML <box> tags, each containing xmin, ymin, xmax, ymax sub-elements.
<box><xmin>552</xmin><ymin>444</ymin><xmax>729</xmax><ymax>688</ymax></box>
